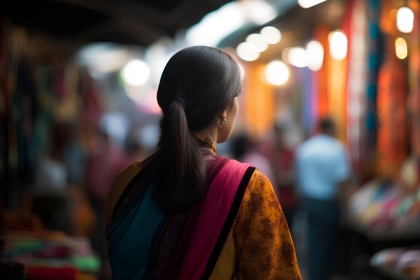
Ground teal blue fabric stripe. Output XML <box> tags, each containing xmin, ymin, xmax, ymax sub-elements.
<box><xmin>107</xmin><ymin>186</ymin><xmax>164</xmax><ymax>280</ymax></box>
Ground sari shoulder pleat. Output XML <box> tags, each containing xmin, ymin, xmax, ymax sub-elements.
<box><xmin>176</xmin><ymin>158</ymin><xmax>255</xmax><ymax>280</ymax></box>
<box><xmin>163</xmin><ymin>156</ymin><xmax>230</xmax><ymax>279</ymax></box>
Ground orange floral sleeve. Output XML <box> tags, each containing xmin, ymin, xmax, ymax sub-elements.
<box><xmin>233</xmin><ymin>170</ymin><xmax>302</xmax><ymax>280</ymax></box>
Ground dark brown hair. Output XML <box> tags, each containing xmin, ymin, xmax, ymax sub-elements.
<box><xmin>320</xmin><ymin>117</ymin><xmax>335</xmax><ymax>134</ymax></box>
<box><xmin>153</xmin><ymin>46</ymin><xmax>241</xmax><ymax>213</ymax></box>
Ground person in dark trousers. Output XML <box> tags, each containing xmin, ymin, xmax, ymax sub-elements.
<box><xmin>296</xmin><ymin>118</ymin><xmax>351</xmax><ymax>280</ymax></box>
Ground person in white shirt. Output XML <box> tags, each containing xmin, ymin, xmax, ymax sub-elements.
<box><xmin>296</xmin><ymin>118</ymin><xmax>351</xmax><ymax>280</ymax></box>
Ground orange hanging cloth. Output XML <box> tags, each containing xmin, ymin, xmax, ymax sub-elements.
<box><xmin>376</xmin><ymin>0</ymin><xmax>409</xmax><ymax>177</ymax></box>
<box><xmin>376</xmin><ymin>53</ymin><xmax>408</xmax><ymax>177</ymax></box>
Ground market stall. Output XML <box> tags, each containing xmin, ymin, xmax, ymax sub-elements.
<box><xmin>221</xmin><ymin>0</ymin><xmax>420</xmax><ymax>278</ymax></box>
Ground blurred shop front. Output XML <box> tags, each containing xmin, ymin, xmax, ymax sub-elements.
<box><xmin>0</xmin><ymin>0</ymin><xmax>420</xmax><ymax>279</ymax></box>
<box><xmin>0</xmin><ymin>17</ymin><xmax>161</xmax><ymax>280</ymax></box>
<box><xmin>225</xmin><ymin>0</ymin><xmax>420</xmax><ymax>279</ymax></box>
<box><xmin>0</xmin><ymin>0</ymin><xmax>234</xmax><ymax>279</ymax></box>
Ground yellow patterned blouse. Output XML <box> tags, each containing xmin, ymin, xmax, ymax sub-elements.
<box><xmin>210</xmin><ymin>170</ymin><xmax>301</xmax><ymax>280</ymax></box>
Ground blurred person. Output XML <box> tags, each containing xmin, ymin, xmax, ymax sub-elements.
<box><xmin>85</xmin><ymin>129</ymin><xmax>128</xmax><ymax>204</ymax></box>
<box><xmin>105</xmin><ymin>46</ymin><xmax>301</xmax><ymax>280</ymax></box>
<box><xmin>296</xmin><ymin>118</ymin><xmax>351</xmax><ymax>280</ymax></box>
<box><xmin>231</xmin><ymin>133</ymin><xmax>275</xmax><ymax>183</ymax></box>
<box><xmin>270</xmin><ymin>124</ymin><xmax>297</xmax><ymax>230</ymax></box>
<box><xmin>84</xmin><ymin>128</ymin><xmax>128</xmax><ymax>278</ymax></box>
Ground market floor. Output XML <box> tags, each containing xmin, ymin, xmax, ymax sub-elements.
<box><xmin>291</xmin><ymin>212</ymin><xmax>390</xmax><ymax>280</ymax></box>
<box><xmin>292</xmin><ymin>211</ymin><xmax>353</xmax><ymax>280</ymax></box>
<box><xmin>292</xmin><ymin>211</ymin><xmax>308</xmax><ymax>280</ymax></box>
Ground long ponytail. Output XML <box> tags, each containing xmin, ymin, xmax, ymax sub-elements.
<box><xmin>153</xmin><ymin>46</ymin><xmax>242</xmax><ymax>213</ymax></box>
<box><xmin>153</xmin><ymin>99</ymin><xmax>206</xmax><ymax>213</ymax></box>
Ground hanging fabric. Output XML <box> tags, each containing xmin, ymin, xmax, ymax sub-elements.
<box><xmin>407</xmin><ymin>0</ymin><xmax>420</xmax><ymax>158</ymax></box>
<box><xmin>376</xmin><ymin>0</ymin><xmax>409</xmax><ymax>178</ymax></box>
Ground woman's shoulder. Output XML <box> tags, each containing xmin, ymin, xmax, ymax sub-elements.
<box><xmin>248</xmin><ymin>169</ymin><xmax>274</xmax><ymax>193</ymax></box>
<box><xmin>112</xmin><ymin>160</ymin><xmax>144</xmax><ymax>188</ymax></box>
<box><xmin>104</xmin><ymin>161</ymin><xmax>143</xmax><ymax>227</ymax></box>
<box><xmin>250</xmin><ymin>168</ymin><xmax>271</xmax><ymax>181</ymax></box>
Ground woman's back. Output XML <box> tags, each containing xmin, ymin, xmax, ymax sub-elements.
<box><xmin>105</xmin><ymin>153</ymin><xmax>301</xmax><ymax>279</ymax></box>
<box><xmin>104</xmin><ymin>46</ymin><xmax>301</xmax><ymax>279</ymax></box>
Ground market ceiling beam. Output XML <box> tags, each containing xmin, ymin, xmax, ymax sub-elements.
<box><xmin>52</xmin><ymin>0</ymin><xmax>165</xmax><ymax>43</ymax></box>
<box><xmin>57</xmin><ymin>0</ymin><xmax>232</xmax><ymax>41</ymax></box>
<box><xmin>2</xmin><ymin>0</ymin><xmax>234</xmax><ymax>46</ymax></box>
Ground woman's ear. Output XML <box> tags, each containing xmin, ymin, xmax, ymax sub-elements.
<box><xmin>214</xmin><ymin>109</ymin><xmax>227</xmax><ymax>125</ymax></box>
<box><xmin>220</xmin><ymin>109</ymin><xmax>228</xmax><ymax>120</ymax></box>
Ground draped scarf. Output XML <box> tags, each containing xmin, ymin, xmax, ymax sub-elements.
<box><xmin>106</xmin><ymin>156</ymin><xmax>255</xmax><ymax>280</ymax></box>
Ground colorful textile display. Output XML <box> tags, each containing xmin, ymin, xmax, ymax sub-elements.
<box><xmin>346</xmin><ymin>0</ymin><xmax>368</xmax><ymax>172</ymax></box>
<box><xmin>363</xmin><ymin>0</ymin><xmax>383</xmax><ymax>157</ymax></box>
<box><xmin>313</xmin><ymin>24</ymin><xmax>330</xmax><ymax>123</ymax></box>
<box><xmin>371</xmin><ymin>248</ymin><xmax>420</xmax><ymax>279</ymax></box>
<box><xmin>408</xmin><ymin>1</ymin><xmax>420</xmax><ymax>158</ymax></box>
<box><xmin>3</xmin><ymin>231</ymin><xmax>100</xmax><ymax>280</ymax></box>
<box><xmin>376</xmin><ymin>0</ymin><xmax>409</xmax><ymax>178</ymax></box>
<box><xmin>348</xmin><ymin>179</ymin><xmax>420</xmax><ymax>231</ymax></box>
<box><xmin>376</xmin><ymin>50</ymin><xmax>408</xmax><ymax>177</ymax></box>
<box><xmin>347</xmin><ymin>156</ymin><xmax>420</xmax><ymax>231</ymax></box>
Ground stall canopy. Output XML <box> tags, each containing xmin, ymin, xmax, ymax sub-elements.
<box><xmin>1</xmin><ymin>0</ymin><xmax>232</xmax><ymax>46</ymax></box>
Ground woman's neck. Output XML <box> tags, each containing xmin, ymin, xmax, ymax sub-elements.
<box><xmin>197</xmin><ymin>123</ymin><xmax>219</xmax><ymax>143</ymax></box>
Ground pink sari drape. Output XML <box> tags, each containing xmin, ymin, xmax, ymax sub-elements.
<box><xmin>177</xmin><ymin>160</ymin><xmax>251</xmax><ymax>279</ymax></box>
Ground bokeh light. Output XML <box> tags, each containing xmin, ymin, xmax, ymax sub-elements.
<box><xmin>236</xmin><ymin>42</ymin><xmax>260</xmax><ymax>61</ymax></box>
<box><xmin>260</xmin><ymin>26</ymin><xmax>281</xmax><ymax>45</ymax></box>
<box><xmin>306</xmin><ymin>40</ymin><xmax>324</xmax><ymax>71</ymax></box>
<box><xmin>395</xmin><ymin>37</ymin><xmax>408</xmax><ymax>59</ymax></box>
<box><xmin>298</xmin><ymin>0</ymin><xmax>326</xmax><ymax>9</ymax></box>
<box><xmin>265</xmin><ymin>60</ymin><xmax>290</xmax><ymax>86</ymax></box>
<box><xmin>397</xmin><ymin>7</ymin><xmax>414</xmax><ymax>33</ymax></box>
<box><xmin>329</xmin><ymin>30</ymin><xmax>347</xmax><ymax>61</ymax></box>
<box><xmin>246</xmin><ymin>34</ymin><xmax>269</xmax><ymax>52</ymax></box>
<box><xmin>243</xmin><ymin>1</ymin><xmax>277</xmax><ymax>25</ymax></box>
<box><xmin>121</xmin><ymin>60</ymin><xmax>150</xmax><ymax>86</ymax></box>
<box><xmin>288</xmin><ymin>47</ymin><xmax>308</xmax><ymax>68</ymax></box>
